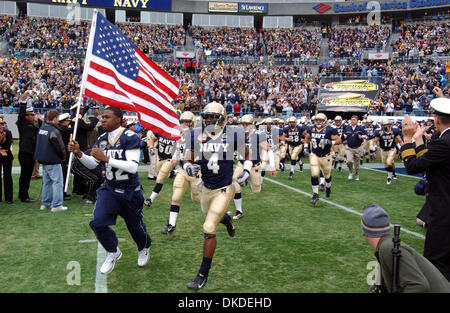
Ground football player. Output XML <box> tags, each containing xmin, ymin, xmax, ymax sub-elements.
<box><xmin>332</xmin><ymin>115</ymin><xmax>346</xmax><ymax>172</ymax></box>
<box><xmin>232</xmin><ymin>115</ymin><xmax>276</xmax><ymax>220</ymax></box>
<box><xmin>160</xmin><ymin>111</ymin><xmax>200</xmax><ymax>234</ymax></box>
<box><xmin>362</xmin><ymin>118</ymin><xmax>377</xmax><ymax>163</ymax></box>
<box><xmin>280</xmin><ymin>116</ymin><xmax>306</xmax><ymax>179</ymax></box>
<box><xmin>68</xmin><ymin>106</ymin><xmax>152</xmax><ymax>274</ymax></box>
<box><xmin>304</xmin><ymin>113</ymin><xmax>341</xmax><ymax>204</ymax></box>
<box><xmin>144</xmin><ymin>130</ymin><xmax>177</xmax><ymax>207</ymax></box>
<box><xmin>278</xmin><ymin>118</ymin><xmax>287</xmax><ymax>171</ymax></box>
<box><xmin>145</xmin><ymin>129</ymin><xmax>158</xmax><ymax>180</ymax></box>
<box><xmin>260</xmin><ymin>117</ymin><xmax>280</xmax><ymax>178</ymax></box>
<box><xmin>183</xmin><ymin>101</ymin><xmax>250</xmax><ymax>290</ymax></box>
<box><xmin>373</xmin><ymin>118</ymin><xmax>402</xmax><ymax>184</ymax></box>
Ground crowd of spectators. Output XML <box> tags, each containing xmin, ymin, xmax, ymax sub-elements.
<box><xmin>192</xmin><ymin>26</ymin><xmax>263</xmax><ymax>58</ymax></box>
<box><xmin>391</xmin><ymin>22</ymin><xmax>449</xmax><ymax>58</ymax></box>
<box><xmin>263</xmin><ymin>28</ymin><xmax>321</xmax><ymax>59</ymax></box>
<box><xmin>328</xmin><ymin>25</ymin><xmax>391</xmax><ymax>58</ymax></box>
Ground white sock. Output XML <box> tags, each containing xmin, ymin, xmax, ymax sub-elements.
<box><xmin>150</xmin><ymin>191</ymin><xmax>158</xmax><ymax>202</ymax></box>
<box><xmin>169</xmin><ymin>211</ymin><xmax>178</xmax><ymax>226</ymax></box>
<box><xmin>312</xmin><ymin>185</ymin><xmax>319</xmax><ymax>194</ymax></box>
<box><xmin>320</xmin><ymin>177</ymin><xmax>325</xmax><ymax>185</ymax></box>
<box><xmin>234</xmin><ymin>198</ymin><xmax>242</xmax><ymax>213</ymax></box>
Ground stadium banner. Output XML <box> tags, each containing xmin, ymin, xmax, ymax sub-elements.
<box><xmin>318</xmin><ymin>79</ymin><xmax>380</xmax><ymax>113</ymax></box>
<box><xmin>175</xmin><ymin>50</ymin><xmax>196</xmax><ymax>58</ymax></box>
<box><xmin>238</xmin><ymin>3</ymin><xmax>268</xmax><ymax>14</ymax></box>
<box><xmin>368</xmin><ymin>52</ymin><xmax>390</xmax><ymax>60</ymax></box>
<box><xmin>28</xmin><ymin>0</ymin><xmax>172</xmax><ymax>10</ymax></box>
<box><xmin>208</xmin><ymin>2</ymin><xmax>238</xmax><ymax>12</ymax></box>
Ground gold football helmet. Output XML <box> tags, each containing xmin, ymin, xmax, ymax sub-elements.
<box><xmin>202</xmin><ymin>101</ymin><xmax>226</xmax><ymax>129</ymax></box>
<box><xmin>315</xmin><ymin>113</ymin><xmax>327</xmax><ymax>129</ymax></box>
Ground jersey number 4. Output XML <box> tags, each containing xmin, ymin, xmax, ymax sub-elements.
<box><xmin>207</xmin><ymin>153</ymin><xmax>220</xmax><ymax>174</ymax></box>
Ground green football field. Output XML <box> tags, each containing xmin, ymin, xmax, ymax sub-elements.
<box><xmin>0</xmin><ymin>162</ymin><xmax>426</xmax><ymax>293</ymax></box>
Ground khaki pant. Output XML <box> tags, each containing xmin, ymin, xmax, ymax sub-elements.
<box><xmin>346</xmin><ymin>146</ymin><xmax>363</xmax><ymax>175</ymax></box>
<box><xmin>200</xmin><ymin>184</ymin><xmax>235</xmax><ymax>234</ymax></box>
<box><xmin>362</xmin><ymin>139</ymin><xmax>374</xmax><ymax>155</ymax></box>
<box><xmin>156</xmin><ymin>159</ymin><xmax>175</xmax><ymax>184</ymax></box>
<box><xmin>232</xmin><ymin>163</ymin><xmax>262</xmax><ymax>194</ymax></box>
<box><xmin>279</xmin><ymin>143</ymin><xmax>287</xmax><ymax>160</ymax></box>
<box><xmin>381</xmin><ymin>149</ymin><xmax>396</xmax><ymax>168</ymax></box>
<box><xmin>172</xmin><ymin>169</ymin><xmax>200</xmax><ymax>203</ymax></box>
<box><xmin>309</xmin><ymin>153</ymin><xmax>332</xmax><ymax>179</ymax></box>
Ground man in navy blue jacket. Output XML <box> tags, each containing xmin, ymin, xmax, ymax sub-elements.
<box><xmin>343</xmin><ymin>115</ymin><xmax>367</xmax><ymax>181</ymax></box>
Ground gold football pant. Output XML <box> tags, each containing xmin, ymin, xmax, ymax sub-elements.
<box><xmin>309</xmin><ymin>153</ymin><xmax>332</xmax><ymax>179</ymax></box>
<box><xmin>147</xmin><ymin>152</ymin><xmax>158</xmax><ymax>179</ymax></box>
<box><xmin>288</xmin><ymin>145</ymin><xmax>303</xmax><ymax>161</ymax></box>
<box><xmin>279</xmin><ymin>144</ymin><xmax>287</xmax><ymax>160</ymax></box>
<box><xmin>333</xmin><ymin>144</ymin><xmax>346</xmax><ymax>162</ymax></box>
<box><xmin>172</xmin><ymin>169</ymin><xmax>200</xmax><ymax>203</ymax></box>
<box><xmin>156</xmin><ymin>159</ymin><xmax>175</xmax><ymax>184</ymax></box>
<box><xmin>381</xmin><ymin>148</ymin><xmax>396</xmax><ymax>168</ymax></box>
<box><xmin>232</xmin><ymin>163</ymin><xmax>262</xmax><ymax>194</ymax></box>
<box><xmin>200</xmin><ymin>184</ymin><xmax>235</xmax><ymax>234</ymax></box>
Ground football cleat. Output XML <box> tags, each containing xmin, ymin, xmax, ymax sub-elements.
<box><xmin>280</xmin><ymin>162</ymin><xmax>285</xmax><ymax>172</ymax></box>
<box><xmin>393</xmin><ymin>173</ymin><xmax>397</xmax><ymax>179</ymax></box>
<box><xmin>319</xmin><ymin>184</ymin><xmax>325</xmax><ymax>192</ymax></box>
<box><xmin>310</xmin><ymin>193</ymin><xmax>319</xmax><ymax>205</ymax></box>
<box><xmin>137</xmin><ymin>247</ymin><xmax>150</xmax><ymax>267</ymax></box>
<box><xmin>325</xmin><ymin>187</ymin><xmax>331</xmax><ymax>198</ymax></box>
<box><xmin>187</xmin><ymin>273</ymin><xmax>208</xmax><ymax>290</ymax></box>
<box><xmin>160</xmin><ymin>224</ymin><xmax>176</xmax><ymax>234</ymax></box>
<box><xmin>288</xmin><ymin>172</ymin><xmax>294</xmax><ymax>180</ymax></box>
<box><xmin>144</xmin><ymin>198</ymin><xmax>152</xmax><ymax>207</ymax></box>
<box><xmin>299</xmin><ymin>163</ymin><xmax>303</xmax><ymax>172</ymax></box>
<box><xmin>100</xmin><ymin>247</ymin><xmax>122</xmax><ymax>275</ymax></box>
<box><xmin>233</xmin><ymin>211</ymin><xmax>243</xmax><ymax>220</ymax></box>
<box><xmin>387</xmin><ymin>178</ymin><xmax>392</xmax><ymax>185</ymax></box>
<box><xmin>338</xmin><ymin>166</ymin><xmax>342</xmax><ymax>172</ymax></box>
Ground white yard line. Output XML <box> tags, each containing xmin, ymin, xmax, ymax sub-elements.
<box><xmin>263</xmin><ymin>177</ymin><xmax>425</xmax><ymax>240</ymax></box>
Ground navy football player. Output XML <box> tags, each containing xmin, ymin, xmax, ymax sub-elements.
<box><xmin>260</xmin><ymin>117</ymin><xmax>280</xmax><ymax>178</ymax></box>
<box><xmin>277</xmin><ymin>118</ymin><xmax>287</xmax><ymax>171</ymax></box>
<box><xmin>68</xmin><ymin>106</ymin><xmax>152</xmax><ymax>274</ymax></box>
<box><xmin>160</xmin><ymin>111</ymin><xmax>200</xmax><ymax>234</ymax></box>
<box><xmin>362</xmin><ymin>118</ymin><xmax>378</xmax><ymax>163</ymax></box>
<box><xmin>332</xmin><ymin>115</ymin><xmax>346</xmax><ymax>172</ymax></box>
<box><xmin>183</xmin><ymin>101</ymin><xmax>250</xmax><ymax>290</ymax></box>
<box><xmin>280</xmin><ymin>116</ymin><xmax>306</xmax><ymax>179</ymax></box>
<box><xmin>232</xmin><ymin>115</ymin><xmax>276</xmax><ymax>220</ymax></box>
<box><xmin>144</xmin><ymin>130</ymin><xmax>177</xmax><ymax>207</ymax></box>
<box><xmin>373</xmin><ymin>118</ymin><xmax>402</xmax><ymax>184</ymax></box>
<box><xmin>304</xmin><ymin>113</ymin><xmax>341</xmax><ymax>204</ymax></box>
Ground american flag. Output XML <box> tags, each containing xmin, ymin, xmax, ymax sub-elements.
<box><xmin>83</xmin><ymin>12</ymin><xmax>180</xmax><ymax>140</ymax></box>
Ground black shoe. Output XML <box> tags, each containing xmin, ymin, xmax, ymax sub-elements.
<box><xmin>233</xmin><ymin>211</ymin><xmax>243</xmax><ymax>220</ymax></box>
<box><xmin>225</xmin><ymin>212</ymin><xmax>235</xmax><ymax>237</ymax></box>
<box><xmin>319</xmin><ymin>184</ymin><xmax>325</xmax><ymax>192</ymax></box>
<box><xmin>299</xmin><ymin>163</ymin><xmax>303</xmax><ymax>172</ymax></box>
<box><xmin>144</xmin><ymin>198</ymin><xmax>152</xmax><ymax>207</ymax></box>
<box><xmin>326</xmin><ymin>187</ymin><xmax>331</xmax><ymax>198</ymax></box>
<box><xmin>366</xmin><ymin>158</ymin><xmax>370</xmax><ymax>163</ymax></box>
<box><xmin>310</xmin><ymin>193</ymin><xmax>319</xmax><ymax>205</ymax></box>
<box><xmin>338</xmin><ymin>166</ymin><xmax>342</xmax><ymax>172</ymax></box>
<box><xmin>21</xmin><ymin>198</ymin><xmax>35</xmax><ymax>203</ymax></box>
<box><xmin>360</xmin><ymin>159</ymin><xmax>363</xmax><ymax>165</ymax></box>
<box><xmin>147</xmin><ymin>177</ymin><xmax>156</xmax><ymax>180</ymax></box>
<box><xmin>6</xmin><ymin>200</ymin><xmax>13</xmax><ymax>204</ymax></box>
<box><xmin>288</xmin><ymin>172</ymin><xmax>294</xmax><ymax>180</ymax></box>
<box><xmin>280</xmin><ymin>163</ymin><xmax>285</xmax><ymax>172</ymax></box>
<box><xmin>161</xmin><ymin>223</ymin><xmax>176</xmax><ymax>234</ymax></box>
<box><xmin>393</xmin><ymin>173</ymin><xmax>397</xmax><ymax>180</ymax></box>
<box><xmin>187</xmin><ymin>273</ymin><xmax>208</xmax><ymax>290</ymax></box>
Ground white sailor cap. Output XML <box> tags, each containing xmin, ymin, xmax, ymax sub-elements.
<box><xmin>430</xmin><ymin>97</ymin><xmax>450</xmax><ymax>116</ymax></box>
<box><xmin>58</xmin><ymin>113</ymin><xmax>70</xmax><ymax>122</ymax></box>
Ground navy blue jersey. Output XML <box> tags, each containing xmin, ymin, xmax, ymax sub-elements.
<box><xmin>375</xmin><ymin>128</ymin><xmax>400</xmax><ymax>151</ymax></box>
<box><xmin>365</xmin><ymin>124</ymin><xmax>379</xmax><ymax>140</ymax></box>
<box><xmin>189</xmin><ymin>126</ymin><xmax>245</xmax><ymax>189</ymax></box>
<box><xmin>93</xmin><ymin>128</ymin><xmax>141</xmax><ymax>190</ymax></box>
<box><xmin>343</xmin><ymin>125</ymin><xmax>366</xmax><ymax>148</ymax></box>
<box><xmin>248</xmin><ymin>131</ymin><xmax>267</xmax><ymax>165</ymax></box>
<box><xmin>307</xmin><ymin>125</ymin><xmax>338</xmax><ymax>157</ymax></box>
<box><xmin>332</xmin><ymin>125</ymin><xmax>345</xmax><ymax>140</ymax></box>
<box><xmin>283</xmin><ymin>125</ymin><xmax>306</xmax><ymax>146</ymax></box>
<box><xmin>154</xmin><ymin>133</ymin><xmax>176</xmax><ymax>160</ymax></box>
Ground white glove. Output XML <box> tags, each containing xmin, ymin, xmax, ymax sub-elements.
<box><xmin>236</xmin><ymin>170</ymin><xmax>250</xmax><ymax>187</ymax></box>
<box><xmin>184</xmin><ymin>163</ymin><xmax>200</xmax><ymax>177</ymax></box>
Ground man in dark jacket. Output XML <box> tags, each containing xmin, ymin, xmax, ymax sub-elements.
<box><xmin>361</xmin><ymin>203</ymin><xmax>450</xmax><ymax>293</ymax></box>
<box><xmin>400</xmin><ymin>89</ymin><xmax>450</xmax><ymax>281</ymax></box>
<box><xmin>0</xmin><ymin>119</ymin><xmax>13</xmax><ymax>204</ymax></box>
<box><xmin>34</xmin><ymin>110</ymin><xmax>68</xmax><ymax>212</ymax></box>
<box><xmin>16</xmin><ymin>93</ymin><xmax>39</xmax><ymax>202</ymax></box>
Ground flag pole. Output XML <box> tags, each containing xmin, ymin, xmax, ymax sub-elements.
<box><xmin>64</xmin><ymin>9</ymin><xmax>99</xmax><ymax>193</ymax></box>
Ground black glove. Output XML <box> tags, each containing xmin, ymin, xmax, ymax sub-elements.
<box><xmin>149</xmin><ymin>148</ymin><xmax>155</xmax><ymax>156</ymax></box>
